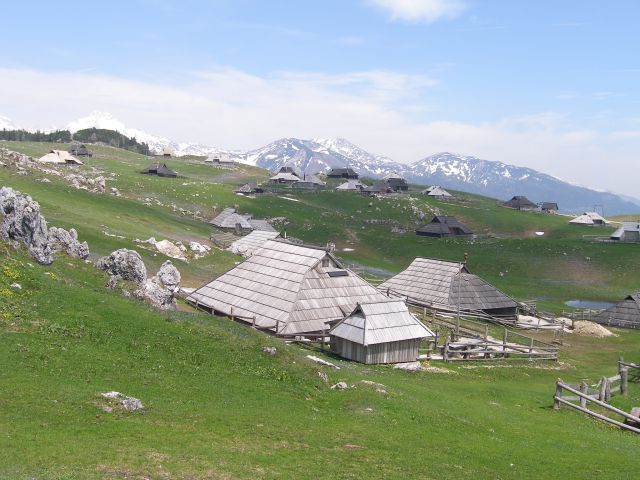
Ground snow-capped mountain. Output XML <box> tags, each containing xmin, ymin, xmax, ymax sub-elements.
<box><xmin>3</xmin><ymin>111</ymin><xmax>639</xmax><ymax>213</ymax></box>
<box><xmin>65</xmin><ymin>111</ymin><xmax>221</xmax><ymax>156</ymax></box>
<box><xmin>238</xmin><ymin>137</ymin><xmax>402</xmax><ymax>177</ymax></box>
<box><xmin>402</xmin><ymin>152</ymin><xmax>638</xmax><ymax>214</ymax></box>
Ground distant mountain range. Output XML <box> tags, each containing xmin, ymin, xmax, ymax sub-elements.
<box><xmin>3</xmin><ymin>111</ymin><xmax>639</xmax><ymax>215</ymax></box>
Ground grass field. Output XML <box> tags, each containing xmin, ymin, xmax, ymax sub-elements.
<box><xmin>1</xmin><ymin>249</ymin><xmax>640</xmax><ymax>479</ymax></box>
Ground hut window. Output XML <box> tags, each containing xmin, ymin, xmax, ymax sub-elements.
<box><xmin>321</xmin><ymin>257</ymin><xmax>330</xmax><ymax>267</ymax></box>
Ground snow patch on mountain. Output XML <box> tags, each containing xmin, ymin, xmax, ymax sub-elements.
<box><xmin>0</xmin><ymin>115</ymin><xmax>18</xmax><ymax>130</ymax></box>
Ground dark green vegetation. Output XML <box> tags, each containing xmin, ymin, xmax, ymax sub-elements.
<box><xmin>1</xmin><ymin>249</ymin><xmax>639</xmax><ymax>479</ymax></box>
<box><xmin>1</xmin><ymin>141</ymin><xmax>640</xmax><ymax>478</ymax></box>
<box><xmin>0</xmin><ymin>128</ymin><xmax>151</xmax><ymax>154</ymax></box>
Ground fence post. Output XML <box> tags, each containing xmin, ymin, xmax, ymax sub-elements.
<box><xmin>621</xmin><ymin>368</ymin><xmax>628</xmax><ymax>396</ymax></box>
<box><xmin>619</xmin><ymin>356</ymin><xmax>624</xmax><ymax>376</ymax></box>
<box><xmin>605</xmin><ymin>378</ymin><xmax>611</xmax><ymax>402</ymax></box>
<box><xmin>484</xmin><ymin>324</ymin><xmax>488</xmax><ymax>341</ymax></box>
<box><xmin>579</xmin><ymin>381</ymin><xmax>588</xmax><ymax>408</ymax></box>
<box><xmin>553</xmin><ymin>379</ymin><xmax>563</xmax><ymax>410</ymax></box>
<box><xmin>598</xmin><ymin>376</ymin><xmax>607</xmax><ymax>402</ymax></box>
<box><xmin>443</xmin><ymin>338</ymin><xmax>449</xmax><ymax>363</ymax></box>
<box><xmin>502</xmin><ymin>328</ymin><xmax>508</xmax><ymax>357</ymax></box>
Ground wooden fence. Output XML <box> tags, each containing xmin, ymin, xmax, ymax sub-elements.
<box><xmin>552</xmin><ymin>359</ymin><xmax>640</xmax><ymax>433</ymax></box>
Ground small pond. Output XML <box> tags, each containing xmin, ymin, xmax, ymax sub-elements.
<box><xmin>564</xmin><ymin>300</ymin><xmax>614</xmax><ymax>310</ymax></box>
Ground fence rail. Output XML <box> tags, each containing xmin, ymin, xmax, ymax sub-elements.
<box><xmin>552</xmin><ymin>358</ymin><xmax>640</xmax><ymax>433</ymax></box>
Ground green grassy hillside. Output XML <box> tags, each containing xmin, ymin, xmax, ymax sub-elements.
<box><xmin>2</xmin><ymin>140</ymin><xmax>637</xmax><ymax>311</ymax></box>
<box><xmin>1</xmin><ymin>248</ymin><xmax>639</xmax><ymax>479</ymax></box>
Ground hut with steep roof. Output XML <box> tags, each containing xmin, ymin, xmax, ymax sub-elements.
<box><xmin>415</xmin><ymin>216</ymin><xmax>473</xmax><ymax>238</ymax></box>
<box><xmin>378</xmin><ymin>257</ymin><xmax>518</xmax><ymax>318</ymax></box>
<box><xmin>593</xmin><ymin>293</ymin><xmax>640</xmax><ymax>329</ymax></box>
<box><xmin>421</xmin><ymin>186</ymin><xmax>452</xmax><ymax>198</ymax></box>
<box><xmin>187</xmin><ymin>240</ymin><xmax>388</xmax><ymax>336</ymax></box>
<box><xmin>38</xmin><ymin>150</ymin><xmax>84</xmax><ymax>165</ymax></box>
<box><xmin>329</xmin><ymin>300</ymin><xmax>434</xmax><ymax>364</ymax></box>
<box><xmin>68</xmin><ymin>143</ymin><xmax>93</xmax><ymax>157</ymax></box>
<box><xmin>502</xmin><ymin>196</ymin><xmax>537</xmax><ymax>211</ymax></box>
<box><xmin>569</xmin><ymin>212</ymin><xmax>609</xmax><ymax>226</ymax></box>
<box><xmin>140</xmin><ymin>162</ymin><xmax>177</xmax><ymax>178</ymax></box>
<box><xmin>228</xmin><ymin>230</ymin><xmax>280</xmax><ymax>257</ymax></box>
<box><xmin>327</xmin><ymin>167</ymin><xmax>359</xmax><ymax>179</ymax></box>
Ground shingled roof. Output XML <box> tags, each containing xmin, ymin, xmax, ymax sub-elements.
<box><xmin>187</xmin><ymin>240</ymin><xmax>387</xmax><ymax>335</ymax></box>
<box><xmin>503</xmin><ymin>196</ymin><xmax>537</xmax><ymax>210</ymax></box>
<box><xmin>228</xmin><ymin>230</ymin><xmax>280</xmax><ymax>257</ymax></box>
<box><xmin>415</xmin><ymin>215</ymin><xmax>473</xmax><ymax>237</ymax></box>
<box><xmin>210</xmin><ymin>207</ymin><xmax>253</xmax><ymax>230</ymax></box>
<box><xmin>593</xmin><ymin>293</ymin><xmax>640</xmax><ymax>329</ymax></box>
<box><xmin>330</xmin><ymin>300</ymin><xmax>433</xmax><ymax>346</ymax></box>
<box><xmin>377</xmin><ymin>257</ymin><xmax>518</xmax><ymax>315</ymax></box>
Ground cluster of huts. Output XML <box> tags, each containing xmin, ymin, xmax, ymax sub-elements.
<box><xmin>502</xmin><ymin>196</ymin><xmax>558</xmax><ymax>213</ymax></box>
<box><xmin>186</xmin><ymin>236</ymin><xmax>526</xmax><ymax>364</ymax></box>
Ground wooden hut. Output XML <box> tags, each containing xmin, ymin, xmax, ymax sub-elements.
<box><xmin>610</xmin><ymin>222</ymin><xmax>640</xmax><ymax>242</ymax></box>
<box><xmin>162</xmin><ymin>146</ymin><xmax>175</xmax><ymax>157</ymax></box>
<box><xmin>381</xmin><ymin>173</ymin><xmax>409</xmax><ymax>192</ymax></box>
<box><xmin>38</xmin><ymin>150</ymin><xmax>83</xmax><ymax>165</ymax></box>
<box><xmin>416</xmin><ymin>215</ymin><xmax>473</xmax><ymax>238</ymax></box>
<box><xmin>362</xmin><ymin>183</ymin><xmax>393</xmax><ymax>195</ymax></box>
<box><xmin>68</xmin><ymin>143</ymin><xmax>93</xmax><ymax>157</ymax></box>
<box><xmin>269</xmin><ymin>172</ymin><xmax>300</xmax><ymax>184</ymax></box>
<box><xmin>421</xmin><ymin>186</ymin><xmax>452</xmax><ymax>198</ymax></box>
<box><xmin>327</xmin><ymin>167</ymin><xmax>359</xmax><ymax>179</ymax></box>
<box><xmin>329</xmin><ymin>300</ymin><xmax>434</xmax><ymax>364</ymax></box>
<box><xmin>378</xmin><ymin>257</ymin><xmax>518</xmax><ymax>318</ymax></box>
<box><xmin>186</xmin><ymin>240</ymin><xmax>388</xmax><ymax>336</ymax></box>
<box><xmin>140</xmin><ymin>162</ymin><xmax>177</xmax><ymax>178</ymax></box>
<box><xmin>593</xmin><ymin>293</ymin><xmax>640</xmax><ymax>329</ymax></box>
<box><xmin>569</xmin><ymin>212</ymin><xmax>609</xmax><ymax>226</ymax></box>
<box><xmin>228</xmin><ymin>230</ymin><xmax>280</xmax><ymax>257</ymax></box>
<box><xmin>336</xmin><ymin>180</ymin><xmax>366</xmax><ymax>191</ymax></box>
<box><xmin>210</xmin><ymin>207</ymin><xmax>253</xmax><ymax>232</ymax></box>
<box><xmin>502</xmin><ymin>196</ymin><xmax>537</xmax><ymax>211</ymax></box>
<box><xmin>540</xmin><ymin>202</ymin><xmax>558</xmax><ymax>214</ymax></box>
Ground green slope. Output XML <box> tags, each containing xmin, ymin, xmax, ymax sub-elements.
<box><xmin>1</xmin><ymin>249</ymin><xmax>639</xmax><ymax>479</ymax></box>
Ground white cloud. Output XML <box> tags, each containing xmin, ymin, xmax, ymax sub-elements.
<box><xmin>0</xmin><ymin>66</ymin><xmax>637</xmax><ymax>196</ymax></box>
<box><xmin>366</xmin><ymin>0</ymin><xmax>466</xmax><ymax>23</ymax></box>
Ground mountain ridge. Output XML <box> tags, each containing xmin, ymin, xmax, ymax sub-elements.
<box><xmin>2</xmin><ymin>111</ymin><xmax>639</xmax><ymax>214</ymax></box>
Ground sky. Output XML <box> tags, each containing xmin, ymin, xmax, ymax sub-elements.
<box><xmin>0</xmin><ymin>0</ymin><xmax>639</xmax><ymax>195</ymax></box>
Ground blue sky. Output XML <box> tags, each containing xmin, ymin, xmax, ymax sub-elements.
<box><xmin>1</xmin><ymin>0</ymin><xmax>639</xmax><ymax>194</ymax></box>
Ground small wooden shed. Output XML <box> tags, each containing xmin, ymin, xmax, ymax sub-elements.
<box><xmin>327</xmin><ymin>167</ymin><xmax>359</xmax><ymax>179</ymax></box>
<box><xmin>329</xmin><ymin>300</ymin><xmax>434</xmax><ymax>364</ymax></box>
<box><xmin>593</xmin><ymin>293</ymin><xmax>640</xmax><ymax>329</ymax></box>
<box><xmin>416</xmin><ymin>215</ymin><xmax>473</xmax><ymax>238</ymax></box>
<box><xmin>503</xmin><ymin>196</ymin><xmax>537</xmax><ymax>211</ymax></box>
<box><xmin>140</xmin><ymin>162</ymin><xmax>177</xmax><ymax>177</ymax></box>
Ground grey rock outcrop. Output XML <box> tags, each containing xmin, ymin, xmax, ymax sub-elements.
<box><xmin>48</xmin><ymin>226</ymin><xmax>90</xmax><ymax>260</ymax></box>
<box><xmin>0</xmin><ymin>186</ymin><xmax>54</xmax><ymax>264</ymax></box>
<box><xmin>95</xmin><ymin>249</ymin><xmax>147</xmax><ymax>285</ymax></box>
<box><xmin>137</xmin><ymin>260</ymin><xmax>181</xmax><ymax>310</ymax></box>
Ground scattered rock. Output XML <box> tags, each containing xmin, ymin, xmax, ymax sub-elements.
<box><xmin>100</xmin><ymin>391</ymin><xmax>145</xmax><ymax>412</ymax></box>
<box><xmin>10</xmin><ymin>282</ymin><xmax>21</xmax><ymax>289</ymax></box>
<box><xmin>136</xmin><ymin>260</ymin><xmax>181</xmax><ymax>310</ymax></box>
<box><xmin>331</xmin><ymin>382</ymin><xmax>349</xmax><ymax>390</ymax></box>
<box><xmin>359</xmin><ymin>380</ymin><xmax>387</xmax><ymax>394</ymax></box>
<box><xmin>96</xmin><ymin>249</ymin><xmax>147</xmax><ymax>285</ymax></box>
<box><xmin>317</xmin><ymin>371</ymin><xmax>328</xmax><ymax>383</ymax></box>
<box><xmin>262</xmin><ymin>346</ymin><xmax>277</xmax><ymax>355</ymax></box>
<box><xmin>110</xmin><ymin>187</ymin><xmax>121</xmax><ymax>196</ymax></box>
<box><xmin>572</xmin><ymin>320</ymin><xmax>615</xmax><ymax>338</ymax></box>
<box><xmin>47</xmin><ymin>226</ymin><xmax>90</xmax><ymax>260</ymax></box>
<box><xmin>0</xmin><ymin>186</ymin><xmax>54</xmax><ymax>264</ymax></box>
<box><xmin>154</xmin><ymin>239</ymin><xmax>187</xmax><ymax>261</ymax></box>
<box><xmin>306</xmin><ymin>355</ymin><xmax>340</xmax><ymax>370</ymax></box>
<box><xmin>189</xmin><ymin>241</ymin><xmax>211</xmax><ymax>258</ymax></box>
<box><xmin>393</xmin><ymin>361</ymin><xmax>423</xmax><ymax>372</ymax></box>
